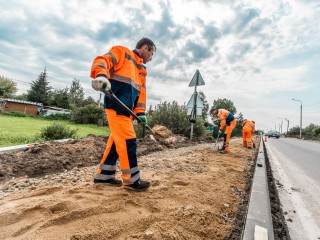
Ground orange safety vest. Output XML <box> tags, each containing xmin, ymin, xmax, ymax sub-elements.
<box><xmin>217</xmin><ymin>109</ymin><xmax>235</xmax><ymax>130</ymax></box>
<box><xmin>90</xmin><ymin>46</ymin><xmax>147</xmax><ymax>116</ymax></box>
<box><xmin>242</xmin><ymin>120</ymin><xmax>255</xmax><ymax>133</ymax></box>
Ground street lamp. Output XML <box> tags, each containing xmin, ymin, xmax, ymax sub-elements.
<box><xmin>285</xmin><ymin>118</ymin><xmax>289</xmax><ymax>136</ymax></box>
<box><xmin>292</xmin><ymin>99</ymin><xmax>302</xmax><ymax>139</ymax></box>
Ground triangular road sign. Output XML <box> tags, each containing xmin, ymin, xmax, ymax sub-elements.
<box><xmin>189</xmin><ymin>69</ymin><xmax>205</xmax><ymax>87</ymax></box>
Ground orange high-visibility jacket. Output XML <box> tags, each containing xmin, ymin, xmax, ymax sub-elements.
<box><xmin>242</xmin><ymin>120</ymin><xmax>255</xmax><ymax>133</ymax></box>
<box><xmin>218</xmin><ymin>109</ymin><xmax>235</xmax><ymax>130</ymax></box>
<box><xmin>90</xmin><ymin>46</ymin><xmax>147</xmax><ymax>117</ymax></box>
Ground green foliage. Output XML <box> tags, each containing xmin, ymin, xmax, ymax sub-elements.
<box><xmin>0</xmin><ymin>115</ymin><xmax>110</xmax><ymax>147</ymax></box>
<box><xmin>147</xmin><ymin>101</ymin><xmax>206</xmax><ymax>138</ymax></box>
<box><xmin>212</xmin><ymin>98</ymin><xmax>237</xmax><ymax>114</ymax></box>
<box><xmin>71</xmin><ymin>104</ymin><xmax>106</xmax><ymax>124</ymax></box>
<box><xmin>0</xmin><ymin>131</ymin><xmax>41</xmax><ymax>147</ymax></box>
<box><xmin>0</xmin><ymin>75</ymin><xmax>17</xmax><ymax>97</ymax></box>
<box><xmin>13</xmin><ymin>93</ymin><xmax>28</xmax><ymax>101</ymax></box>
<box><xmin>232</xmin><ymin>112</ymin><xmax>244</xmax><ymax>137</ymax></box>
<box><xmin>1</xmin><ymin>111</ymin><xmax>27</xmax><ymax>117</ymax></box>
<box><xmin>304</xmin><ymin>123</ymin><xmax>320</xmax><ymax>137</ymax></box>
<box><xmin>82</xmin><ymin>96</ymin><xmax>97</xmax><ymax>106</ymax></box>
<box><xmin>69</xmin><ymin>78</ymin><xmax>85</xmax><ymax>108</ymax></box>
<box><xmin>198</xmin><ymin>91</ymin><xmax>209</xmax><ymax>121</ymax></box>
<box><xmin>39</xmin><ymin>122</ymin><xmax>78</xmax><ymax>140</ymax></box>
<box><xmin>287</xmin><ymin>125</ymin><xmax>301</xmax><ymax>136</ymax></box>
<box><xmin>49</xmin><ymin>87</ymin><xmax>70</xmax><ymax>109</ymax></box>
<box><xmin>210</xmin><ymin>98</ymin><xmax>237</xmax><ymax>128</ymax></box>
<box><xmin>27</xmin><ymin>68</ymin><xmax>52</xmax><ymax>105</ymax></box>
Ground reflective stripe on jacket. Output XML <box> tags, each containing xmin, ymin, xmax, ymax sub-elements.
<box><xmin>90</xmin><ymin>46</ymin><xmax>147</xmax><ymax>117</ymax></box>
<box><xmin>218</xmin><ymin>109</ymin><xmax>235</xmax><ymax>130</ymax></box>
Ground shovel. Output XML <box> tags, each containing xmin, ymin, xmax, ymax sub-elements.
<box><xmin>104</xmin><ymin>89</ymin><xmax>155</xmax><ymax>136</ymax></box>
<box><xmin>211</xmin><ymin>131</ymin><xmax>222</xmax><ymax>151</ymax></box>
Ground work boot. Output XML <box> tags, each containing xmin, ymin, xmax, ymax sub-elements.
<box><xmin>219</xmin><ymin>149</ymin><xmax>227</xmax><ymax>154</ymax></box>
<box><xmin>124</xmin><ymin>180</ymin><xmax>150</xmax><ymax>192</ymax></box>
<box><xmin>94</xmin><ymin>178</ymin><xmax>122</xmax><ymax>187</ymax></box>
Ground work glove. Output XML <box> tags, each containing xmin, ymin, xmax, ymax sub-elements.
<box><xmin>139</xmin><ymin>115</ymin><xmax>148</xmax><ymax>126</ymax></box>
<box><xmin>218</xmin><ymin>130</ymin><xmax>223</xmax><ymax>135</ymax></box>
<box><xmin>92</xmin><ymin>76</ymin><xmax>111</xmax><ymax>92</ymax></box>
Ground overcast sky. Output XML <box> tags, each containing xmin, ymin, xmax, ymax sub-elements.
<box><xmin>1</xmin><ymin>0</ymin><xmax>319</xmax><ymax>132</ymax></box>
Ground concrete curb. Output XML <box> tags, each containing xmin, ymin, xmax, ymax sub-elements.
<box><xmin>0</xmin><ymin>139</ymin><xmax>74</xmax><ymax>153</ymax></box>
<box><xmin>242</xmin><ymin>137</ymin><xmax>274</xmax><ymax>240</ymax></box>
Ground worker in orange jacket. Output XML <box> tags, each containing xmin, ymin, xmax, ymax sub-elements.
<box><xmin>242</xmin><ymin>119</ymin><xmax>255</xmax><ymax>148</ymax></box>
<box><xmin>90</xmin><ymin>38</ymin><xmax>156</xmax><ymax>191</ymax></box>
<box><xmin>210</xmin><ymin>107</ymin><xmax>237</xmax><ymax>154</ymax></box>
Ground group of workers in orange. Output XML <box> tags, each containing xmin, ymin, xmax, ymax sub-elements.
<box><xmin>210</xmin><ymin>108</ymin><xmax>255</xmax><ymax>154</ymax></box>
<box><xmin>90</xmin><ymin>37</ymin><xmax>255</xmax><ymax>191</ymax></box>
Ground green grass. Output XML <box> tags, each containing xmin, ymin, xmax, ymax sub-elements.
<box><xmin>0</xmin><ymin>115</ymin><xmax>110</xmax><ymax>147</ymax></box>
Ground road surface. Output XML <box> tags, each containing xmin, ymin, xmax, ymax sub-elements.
<box><xmin>265</xmin><ymin>137</ymin><xmax>320</xmax><ymax>240</ymax></box>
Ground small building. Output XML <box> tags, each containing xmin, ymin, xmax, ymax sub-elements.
<box><xmin>0</xmin><ymin>98</ymin><xmax>43</xmax><ymax>116</ymax></box>
<box><xmin>42</xmin><ymin>106</ymin><xmax>70</xmax><ymax>116</ymax></box>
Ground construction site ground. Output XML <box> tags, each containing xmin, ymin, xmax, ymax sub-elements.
<box><xmin>0</xmin><ymin>135</ymin><xmax>259</xmax><ymax>240</ymax></box>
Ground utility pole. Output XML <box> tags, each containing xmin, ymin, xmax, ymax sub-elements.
<box><xmin>292</xmin><ymin>99</ymin><xmax>302</xmax><ymax>139</ymax></box>
<box><xmin>285</xmin><ymin>118</ymin><xmax>289</xmax><ymax>136</ymax></box>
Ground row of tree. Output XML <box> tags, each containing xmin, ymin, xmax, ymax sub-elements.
<box><xmin>286</xmin><ymin>124</ymin><xmax>320</xmax><ymax>139</ymax></box>
<box><xmin>0</xmin><ymin>68</ymin><xmax>251</xmax><ymax>138</ymax></box>
<box><xmin>1</xmin><ymin>69</ymin><xmax>96</xmax><ymax>109</ymax></box>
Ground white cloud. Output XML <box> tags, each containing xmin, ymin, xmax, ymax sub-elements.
<box><xmin>0</xmin><ymin>0</ymin><xmax>319</xmax><ymax>131</ymax></box>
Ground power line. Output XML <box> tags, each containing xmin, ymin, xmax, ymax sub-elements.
<box><xmin>304</xmin><ymin>101</ymin><xmax>320</xmax><ymax>108</ymax></box>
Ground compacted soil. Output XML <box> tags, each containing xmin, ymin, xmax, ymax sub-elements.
<box><xmin>0</xmin><ymin>135</ymin><xmax>259</xmax><ymax>240</ymax></box>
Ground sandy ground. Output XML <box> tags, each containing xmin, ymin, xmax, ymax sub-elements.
<box><xmin>0</xmin><ymin>136</ymin><xmax>258</xmax><ymax>240</ymax></box>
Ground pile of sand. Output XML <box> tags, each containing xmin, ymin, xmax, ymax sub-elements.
<box><xmin>0</xmin><ymin>136</ymin><xmax>259</xmax><ymax>239</ymax></box>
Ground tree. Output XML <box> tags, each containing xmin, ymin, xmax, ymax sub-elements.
<box><xmin>49</xmin><ymin>87</ymin><xmax>70</xmax><ymax>109</ymax></box>
<box><xmin>82</xmin><ymin>96</ymin><xmax>97</xmax><ymax>106</ymax></box>
<box><xmin>69</xmin><ymin>78</ymin><xmax>84</xmax><ymax>108</ymax></box>
<box><xmin>27</xmin><ymin>68</ymin><xmax>52</xmax><ymax>105</ymax></box>
<box><xmin>14</xmin><ymin>93</ymin><xmax>28</xmax><ymax>101</ymax></box>
<box><xmin>233</xmin><ymin>112</ymin><xmax>244</xmax><ymax>137</ymax></box>
<box><xmin>212</xmin><ymin>98</ymin><xmax>237</xmax><ymax>114</ymax></box>
<box><xmin>148</xmin><ymin>101</ymin><xmax>206</xmax><ymax>138</ymax></box>
<box><xmin>198</xmin><ymin>91</ymin><xmax>209</xmax><ymax>121</ymax></box>
<box><xmin>210</xmin><ymin>98</ymin><xmax>237</xmax><ymax>128</ymax></box>
<box><xmin>0</xmin><ymin>76</ymin><xmax>17</xmax><ymax>97</ymax></box>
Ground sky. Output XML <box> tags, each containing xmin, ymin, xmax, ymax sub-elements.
<box><xmin>0</xmin><ymin>0</ymin><xmax>319</xmax><ymax>132</ymax></box>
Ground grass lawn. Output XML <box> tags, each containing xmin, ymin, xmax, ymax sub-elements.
<box><xmin>0</xmin><ymin>115</ymin><xmax>110</xmax><ymax>147</ymax></box>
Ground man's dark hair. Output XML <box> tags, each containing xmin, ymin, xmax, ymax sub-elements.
<box><xmin>136</xmin><ymin>37</ymin><xmax>156</xmax><ymax>52</ymax></box>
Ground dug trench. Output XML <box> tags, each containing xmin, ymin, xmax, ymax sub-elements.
<box><xmin>0</xmin><ymin>135</ymin><xmax>260</xmax><ymax>240</ymax></box>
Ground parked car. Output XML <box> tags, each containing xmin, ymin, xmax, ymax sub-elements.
<box><xmin>267</xmin><ymin>131</ymin><xmax>280</xmax><ymax>138</ymax></box>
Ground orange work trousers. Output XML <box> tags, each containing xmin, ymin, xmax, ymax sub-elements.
<box><xmin>95</xmin><ymin>109</ymin><xmax>140</xmax><ymax>185</ymax></box>
<box><xmin>223</xmin><ymin>119</ymin><xmax>237</xmax><ymax>152</ymax></box>
<box><xmin>242</xmin><ymin>128</ymin><xmax>253</xmax><ymax>148</ymax></box>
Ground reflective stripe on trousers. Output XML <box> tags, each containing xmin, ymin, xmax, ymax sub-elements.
<box><xmin>95</xmin><ymin>109</ymin><xmax>140</xmax><ymax>185</ymax></box>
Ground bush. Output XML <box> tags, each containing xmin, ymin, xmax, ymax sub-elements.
<box><xmin>71</xmin><ymin>104</ymin><xmax>106</xmax><ymax>124</ymax></box>
<box><xmin>1</xmin><ymin>111</ymin><xmax>27</xmax><ymax>117</ymax></box>
<box><xmin>39</xmin><ymin>122</ymin><xmax>78</xmax><ymax>140</ymax></box>
<box><xmin>147</xmin><ymin>101</ymin><xmax>206</xmax><ymax>138</ymax></box>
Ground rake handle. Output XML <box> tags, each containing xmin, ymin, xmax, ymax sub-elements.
<box><xmin>106</xmin><ymin>89</ymin><xmax>155</xmax><ymax>135</ymax></box>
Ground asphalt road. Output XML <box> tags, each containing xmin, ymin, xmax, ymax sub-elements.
<box><xmin>265</xmin><ymin>137</ymin><xmax>320</xmax><ymax>240</ymax></box>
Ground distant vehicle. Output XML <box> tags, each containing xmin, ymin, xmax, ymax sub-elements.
<box><xmin>267</xmin><ymin>131</ymin><xmax>280</xmax><ymax>138</ymax></box>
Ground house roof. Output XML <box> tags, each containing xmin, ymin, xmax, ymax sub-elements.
<box><xmin>0</xmin><ymin>98</ymin><xmax>43</xmax><ymax>106</ymax></box>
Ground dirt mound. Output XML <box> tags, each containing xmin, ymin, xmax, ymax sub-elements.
<box><xmin>0</xmin><ymin>134</ymin><xmax>192</xmax><ymax>181</ymax></box>
<box><xmin>0</xmin><ymin>136</ymin><xmax>259</xmax><ymax>240</ymax></box>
